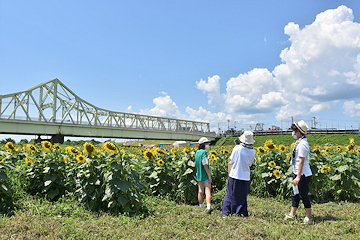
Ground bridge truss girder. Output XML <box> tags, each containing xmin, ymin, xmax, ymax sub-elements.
<box><xmin>0</xmin><ymin>79</ymin><xmax>214</xmax><ymax>139</ymax></box>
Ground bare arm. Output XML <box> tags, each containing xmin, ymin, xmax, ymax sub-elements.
<box><xmin>293</xmin><ymin>157</ymin><xmax>305</xmax><ymax>186</ymax></box>
<box><xmin>228</xmin><ymin>163</ymin><xmax>234</xmax><ymax>175</ymax></box>
<box><xmin>203</xmin><ymin>164</ymin><xmax>212</xmax><ymax>184</ymax></box>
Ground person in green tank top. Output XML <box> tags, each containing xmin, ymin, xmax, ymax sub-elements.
<box><xmin>195</xmin><ymin>137</ymin><xmax>212</xmax><ymax>214</ymax></box>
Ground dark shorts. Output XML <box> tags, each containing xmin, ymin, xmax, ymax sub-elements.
<box><xmin>292</xmin><ymin>174</ymin><xmax>312</xmax><ymax>208</ymax></box>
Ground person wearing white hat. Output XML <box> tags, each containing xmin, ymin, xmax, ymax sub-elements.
<box><xmin>285</xmin><ymin>120</ymin><xmax>313</xmax><ymax>225</ymax></box>
<box><xmin>195</xmin><ymin>137</ymin><xmax>212</xmax><ymax>213</ymax></box>
<box><xmin>221</xmin><ymin>131</ymin><xmax>256</xmax><ymax>218</ymax></box>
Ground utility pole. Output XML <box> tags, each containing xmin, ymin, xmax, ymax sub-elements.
<box><xmin>234</xmin><ymin>121</ymin><xmax>238</xmax><ymax>130</ymax></box>
<box><xmin>313</xmin><ymin>117</ymin><xmax>317</xmax><ymax>129</ymax></box>
<box><xmin>291</xmin><ymin>116</ymin><xmax>293</xmax><ymax>124</ymax></box>
<box><xmin>227</xmin><ymin>119</ymin><xmax>230</xmax><ymax>130</ymax></box>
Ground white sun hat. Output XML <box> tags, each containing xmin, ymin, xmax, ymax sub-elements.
<box><xmin>295</xmin><ymin>120</ymin><xmax>308</xmax><ymax>134</ymax></box>
<box><xmin>239</xmin><ymin>131</ymin><xmax>255</xmax><ymax>145</ymax></box>
<box><xmin>198</xmin><ymin>137</ymin><xmax>210</xmax><ymax>144</ymax></box>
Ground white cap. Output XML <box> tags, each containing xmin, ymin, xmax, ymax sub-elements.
<box><xmin>239</xmin><ymin>131</ymin><xmax>255</xmax><ymax>144</ymax></box>
<box><xmin>198</xmin><ymin>137</ymin><xmax>210</xmax><ymax>144</ymax></box>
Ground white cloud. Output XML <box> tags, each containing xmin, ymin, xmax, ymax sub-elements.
<box><xmin>343</xmin><ymin>100</ymin><xmax>360</xmax><ymax>117</ymax></box>
<box><xmin>140</xmin><ymin>95</ymin><xmax>184</xmax><ymax>118</ymax></box>
<box><xmin>196</xmin><ymin>75</ymin><xmax>223</xmax><ymax>105</ymax></box>
<box><xmin>185</xmin><ymin>106</ymin><xmax>231</xmax><ymax>123</ymax></box>
<box><xmin>272</xmin><ymin>5</ymin><xmax>360</xmax><ymax>120</ymax></box>
<box><xmin>127</xmin><ymin>105</ymin><xmax>132</xmax><ymax>111</ymax></box>
<box><xmin>255</xmin><ymin>92</ymin><xmax>287</xmax><ymax>109</ymax></box>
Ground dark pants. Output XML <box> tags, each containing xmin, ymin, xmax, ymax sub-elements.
<box><xmin>222</xmin><ymin>177</ymin><xmax>250</xmax><ymax>217</ymax></box>
<box><xmin>292</xmin><ymin>174</ymin><xmax>312</xmax><ymax>208</ymax></box>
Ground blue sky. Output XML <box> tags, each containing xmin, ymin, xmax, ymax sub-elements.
<box><xmin>1</xmin><ymin>0</ymin><xmax>360</xmax><ymax>141</ymax></box>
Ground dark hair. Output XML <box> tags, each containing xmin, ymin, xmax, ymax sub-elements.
<box><xmin>198</xmin><ymin>143</ymin><xmax>206</xmax><ymax>150</ymax></box>
<box><xmin>291</xmin><ymin>124</ymin><xmax>304</xmax><ymax>136</ymax></box>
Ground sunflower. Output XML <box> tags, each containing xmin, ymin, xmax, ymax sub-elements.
<box><xmin>76</xmin><ymin>155</ymin><xmax>86</xmax><ymax>163</ymax></box>
<box><xmin>171</xmin><ymin>148</ymin><xmax>176</xmax><ymax>157</ymax></box>
<box><xmin>273</xmin><ymin>169</ymin><xmax>281</xmax><ymax>178</ymax></box>
<box><xmin>257</xmin><ymin>146</ymin><xmax>266</xmax><ymax>155</ymax></box>
<box><xmin>157</xmin><ymin>159</ymin><xmax>165</xmax><ymax>166</ymax></box>
<box><xmin>320</xmin><ymin>166</ymin><xmax>331</xmax><ymax>173</ymax></box>
<box><xmin>63</xmin><ymin>156</ymin><xmax>68</xmax><ymax>163</ymax></box>
<box><xmin>324</xmin><ymin>149</ymin><xmax>330</xmax><ymax>155</ymax></box>
<box><xmin>220</xmin><ymin>149</ymin><xmax>229</xmax><ymax>154</ymax></box>
<box><xmin>26</xmin><ymin>144</ymin><xmax>37</xmax><ymax>153</ymax></box>
<box><xmin>264</xmin><ymin>140</ymin><xmax>277</xmax><ymax>150</ymax></box>
<box><xmin>290</xmin><ymin>142</ymin><xmax>295</xmax><ymax>149</ymax></box>
<box><xmin>346</xmin><ymin>144</ymin><xmax>355</xmax><ymax>151</ymax></box>
<box><xmin>336</xmin><ymin>146</ymin><xmax>342</xmax><ymax>152</ymax></box>
<box><xmin>155</xmin><ymin>148</ymin><xmax>167</xmax><ymax>155</ymax></box>
<box><xmin>5</xmin><ymin>142</ymin><xmax>15</xmax><ymax>152</ymax></box>
<box><xmin>182</xmin><ymin>148</ymin><xmax>190</xmax><ymax>155</ymax></box>
<box><xmin>42</xmin><ymin>141</ymin><xmax>52</xmax><ymax>150</ymax></box>
<box><xmin>268</xmin><ymin>161</ymin><xmax>276</xmax><ymax>167</ymax></box>
<box><xmin>313</xmin><ymin>148</ymin><xmax>321</xmax><ymax>156</ymax></box>
<box><xmin>0</xmin><ymin>158</ymin><xmax>4</xmax><ymax>163</ymax></box>
<box><xmin>53</xmin><ymin>144</ymin><xmax>61</xmax><ymax>150</ymax></box>
<box><xmin>68</xmin><ymin>147</ymin><xmax>81</xmax><ymax>156</ymax></box>
<box><xmin>25</xmin><ymin>155</ymin><xmax>35</xmax><ymax>164</ymax></box>
<box><xmin>103</xmin><ymin>142</ymin><xmax>118</xmax><ymax>153</ymax></box>
<box><xmin>210</xmin><ymin>150</ymin><xmax>217</xmax><ymax>156</ymax></box>
<box><xmin>349</xmin><ymin>138</ymin><xmax>355</xmax><ymax>144</ymax></box>
<box><xmin>209</xmin><ymin>155</ymin><xmax>218</xmax><ymax>165</ymax></box>
<box><xmin>84</xmin><ymin>142</ymin><xmax>95</xmax><ymax>155</ymax></box>
<box><xmin>144</xmin><ymin>150</ymin><xmax>154</xmax><ymax>160</ymax></box>
<box><xmin>357</xmin><ymin>148</ymin><xmax>360</xmax><ymax>153</ymax></box>
<box><xmin>279</xmin><ymin>145</ymin><xmax>286</xmax><ymax>153</ymax></box>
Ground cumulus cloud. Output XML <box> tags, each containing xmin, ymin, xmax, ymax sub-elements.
<box><xmin>272</xmin><ymin>5</ymin><xmax>360</xmax><ymax>120</ymax></box>
<box><xmin>204</xmin><ymin>5</ymin><xmax>360</xmax><ymax>121</ymax></box>
<box><xmin>196</xmin><ymin>75</ymin><xmax>224</xmax><ymax>105</ymax></box>
<box><xmin>140</xmin><ymin>95</ymin><xmax>184</xmax><ymax>118</ymax></box>
<box><xmin>185</xmin><ymin>106</ymin><xmax>231</xmax><ymax>123</ymax></box>
<box><xmin>343</xmin><ymin>100</ymin><xmax>360</xmax><ymax>117</ymax></box>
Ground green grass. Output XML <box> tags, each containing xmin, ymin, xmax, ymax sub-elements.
<box><xmin>217</xmin><ymin>134</ymin><xmax>360</xmax><ymax>148</ymax></box>
<box><xmin>1</xmin><ymin>190</ymin><xmax>359</xmax><ymax>239</ymax></box>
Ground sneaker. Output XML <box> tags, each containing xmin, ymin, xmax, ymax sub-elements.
<box><xmin>303</xmin><ymin>217</ymin><xmax>313</xmax><ymax>225</ymax></box>
<box><xmin>284</xmin><ymin>214</ymin><xmax>294</xmax><ymax>221</ymax></box>
<box><xmin>221</xmin><ymin>214</ymin><xmax>226</xmax><ymax>218</ymax></box>
<box><xmin>205</xmin><ymin>208</ymin><xmax>212</xmax><ymax>214</ymax></box>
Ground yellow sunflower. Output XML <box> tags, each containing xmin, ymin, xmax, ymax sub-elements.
<box><xmin>182</xmin><ymin>148</ymin><xmax>190</xmax><ymax>155</ymax></box>
<box><xmin>209</xmin><ymin>155</ymin><xmax>218</xmax><ymax>165</ymax></box>
<box><xmin>273</xmin><ymin>169</ymin><xmax>281</xmax><ymax>178</ymax></box>
<box><xmin>144</xmin><ymin>150</ymin><xmax>154</xmax><ymax>160</ymax></box>
<box><xmin>157</xmin><ymin>159</ymin><xmax>165</xmax><ymax>166</ymax></box>
<box><xmin>264</xmin><ymin>140</ymin><xmax>277</xmax><ymax>150</ymax></box>
<box><xmin>53</xmin><ymin>144</ymin><xmax>61</xmax><ymax>150</ymax></box>
<box><xmin>76</xmin><ymin>155</ymin><xmax>86</xmax><ymax>163</ymax></box>
<box><xmin>346</xmin><ymin>144</ymin><xmax>355</xmax><ymax>151</ymax></box>
<box><xmin>257</xmin><ymin>146</ymin><xmax>266</xmax><ymax>155</ymax></box>
<box><xmin>26</xmin><ymin>144</ymin><xmax>37</xmax><ymax>153</ymax></box>
<box><xmin>336</xmin><ymin>146</ymin><xmax>342</xmax><ymax>152</ymax></box>
<box><xmin>42</xmin><ymin>141</ymin><xmax>52</xmax><ymax>150</ymax></box>
<box><xmin>155</xmin><ymin>148</ymin><xmax>167</xmax><ymax>155</ymax></box>
<box><xmin>25</xmin><ymin>155</ymin><xmax>35</xmax><ymax>164</ymax></box>
<box><xmin>268</xmin><ymin>161</ymin><xmax>276</xmax><ymax>167</ymax></box>
<box><xmin>5</xmin><ymin>142</ymin><xmax>15</xmax><ymax>152</ymax></box>
<box><xmin>313</xmin><ymin>148</ymin><xmax>321</xmax><ymax>156</ymax></box>
<box><xmin>84</xmin><ymin>142</ymin><xmax>96</xmax><ymax>155</ymax></box>
<box><xmin>210</xmin><ymin>150</ymin><xmax>217</xmax><ymax>156</ymax></box>
<box><xmin>103</xmin><ymin>142</ymin><xmax>118</xmax><ymax>153</ymax></box>
<box><xmin>279</xmin><ymin>145</ymin><xmax>286</xmax><ymax>153</ymax></box>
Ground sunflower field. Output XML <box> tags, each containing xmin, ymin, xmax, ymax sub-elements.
<box><xmin>1</xmin><ymin>137</ymin><xmax>359</xmax><ymax>214</ymax></box>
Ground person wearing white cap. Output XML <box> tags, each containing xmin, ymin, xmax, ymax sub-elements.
<box><xmin>195</xmin><ymin>137</ymin><xmax>212</xmax><ymax>213</ymax></box>
<box><xmin>221</xmin><ymin>131</ymin><xmax>256</xmax><ymax>218</ymax></box>
<box><xmin>285</xmin><ymin>120</ymin><xmax>313</xmax><ymax>225</ymax></box>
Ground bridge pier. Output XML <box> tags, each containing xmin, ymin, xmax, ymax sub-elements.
<box><xmin>51</xmin><ymin>134</ymin><xmax>64</xmax><ymax>144</ymax></box>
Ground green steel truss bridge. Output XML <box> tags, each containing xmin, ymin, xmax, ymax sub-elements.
<box><xmin>0</xmin><ymin>79</ymin><xmax>215</xmax><ymax>143</ymax></box>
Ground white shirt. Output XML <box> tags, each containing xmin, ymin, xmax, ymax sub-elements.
<box><xmin>293</xmin><ymin>138</ymin><xmax>312</xmax><ymax>177</ymax></box>
<box><xmin>229</xmin><ymin>145</ymin><xmax>256</xmax><ymax>181</ymax></box>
